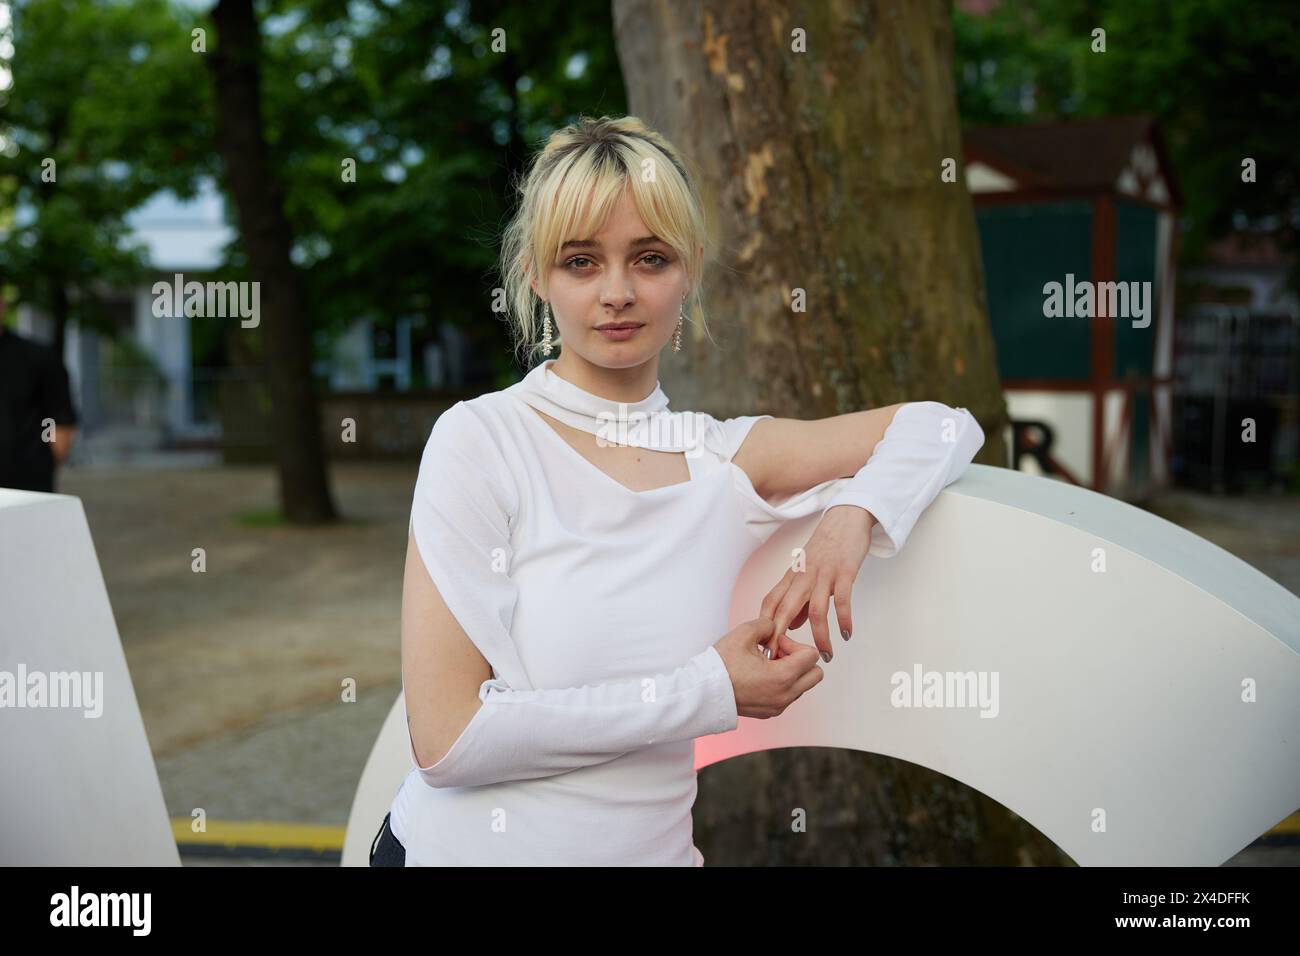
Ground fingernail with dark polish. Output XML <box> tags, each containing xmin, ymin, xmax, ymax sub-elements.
<box><xmin>820</xmin><ymin>651</ymin><xmax>831</xmax><ymax>663</ymax></box>
<box><xmin>841</xmin><ymin>628</ymin><xmax>851</xmax><ymax>641</ymax></box>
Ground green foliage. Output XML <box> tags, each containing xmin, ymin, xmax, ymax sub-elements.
<box><xmin>0</xmin><ymin>0</ymin><xmax>215</xmax><ymax>337</ymax></box>
<box><xmin>9</xmin><ymin>0</ymin><xmax>1294</xmax><ymax>366</ymax></box>
<box><xmin>225</xmin><ymin>0</ymin><xmax>628</xmax><ymax>382</ymax></box>
<box><xmin>954</xmin><ymin>0</ymin><xmax>1300</xmax><ymax>286</ymax></box>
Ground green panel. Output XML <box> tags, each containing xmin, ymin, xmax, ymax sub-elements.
<box><xmin>1114</xmin><ymin>200</ymin><xmax>1159</xmax><ymax>376</ymax></box>
<box><xmin>975</xmin><ymin>201</ymin><xmax>1094</xmax><ymax>379</ymax></box>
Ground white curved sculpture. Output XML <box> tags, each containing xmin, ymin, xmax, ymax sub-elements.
<box><xmin>0</xmin><ymin>489</ymin><xmax>179</xmax><ymax>866</ymax></box>
<box><xmin>348</xmin><ymin>463</ymin><xmax>1300</xmax><ymax>866</ymax></box>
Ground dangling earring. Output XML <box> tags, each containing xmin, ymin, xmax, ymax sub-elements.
<box><xmin>542</xmin><ymin>301</ymin><xmax>553</xmax><ymax>357</ymax></box>
<box><xmin>673</xmin><ymin>301</ymin><xmax>685</xmax><ymax>352</ymax></box>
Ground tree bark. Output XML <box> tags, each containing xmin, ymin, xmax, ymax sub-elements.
<box><xmin>207</xmin><ymin>0</ymin><xmax>337</xmax><ymax>523</ymax></box>
<box><xmin>615</xmin><ymin>0</ymin><xmax>1061</xmax><ymax>865</ymax></box>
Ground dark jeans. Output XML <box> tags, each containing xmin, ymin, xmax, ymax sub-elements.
<box><xmin>369</xmin><ymin>812</ymin><xmax>406</xmax><ymax>866</ymax></box>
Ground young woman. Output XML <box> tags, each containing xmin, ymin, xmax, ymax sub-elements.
<box><xmin>371</xmin><ymin>115</ymin><xmax>985</xmax><ymax>867</ymax></box>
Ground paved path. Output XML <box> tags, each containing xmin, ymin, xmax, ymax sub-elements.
<box><xmin>62</xmin><ymin>460</ymin><xmax>413</xmax><ymax>857</ymax></box>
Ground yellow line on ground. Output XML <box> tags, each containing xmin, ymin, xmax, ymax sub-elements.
<box><xmin>170</xmin><ymin>811</ymin><xmax>1300</xmax><ymax>853</ymax></box>
<box><xmin>1268</xmin><ymin>811</ymin><xmax>1300</xmax><ymax>835</ymax></box>
<box><xmin>171</xmin><ymin>818</ymin><xmax>346</xmax><ymax>851</ymax></box>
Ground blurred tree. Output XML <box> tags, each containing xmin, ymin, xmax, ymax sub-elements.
<box><xmin>0</xmin><ymin>0</ymin><xmax>213</xmax><ymax>358</ymax></box>
<box><xmin>195</xmin><ymin>0</ymin><xmax>627</xmax><ymax>514</ymax></box>
<box><xmin>615</xmin><ymin>0</ymin><xmax>1041</xmax><ymax>865</ymax></box>
<box><xmin>208</xmin><ymin>0</ymin><xmax>338</xmax><ymax>523</ymax></box>
<box><xmin>247</xmin><ymin>0</ymin><xmax>628</xmax><ymax>388</ymax></box>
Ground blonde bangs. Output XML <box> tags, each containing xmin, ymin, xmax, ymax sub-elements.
<box><xmin>531</xmin><ymin>160</ymin><xmax>627</xmax><ymax>294</ymax></box>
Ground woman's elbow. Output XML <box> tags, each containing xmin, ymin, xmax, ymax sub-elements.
<box><xmin>411</xmin><ymin>734</ymin><xmax>462</xmax><ymax>790</ymax></box>
<box><xmin>409</xmin><ymin>699</ymin><xmax>483</xmax><ymax>790</ymax></box>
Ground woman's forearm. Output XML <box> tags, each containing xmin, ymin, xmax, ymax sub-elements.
<box><xmin>411</xmin><ymin>644</ymin><xmax>737</xmax><ymax>789</ymax></box>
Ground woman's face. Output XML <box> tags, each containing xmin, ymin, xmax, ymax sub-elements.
<box><xmin>534</xmin><ymin>185</ymin><xmax>689</xmax><ymax>369</ymax></box>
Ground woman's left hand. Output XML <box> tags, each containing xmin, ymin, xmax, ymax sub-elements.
<box><xmin>757</xmin><ymin>505</ymin><xmax>875</xmax><ymax>662</ymax></box>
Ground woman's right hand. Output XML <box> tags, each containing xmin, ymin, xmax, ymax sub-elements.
<box><xmin>712</xmin><ymin>616</ymin><xmax>824</xmax><ymax>719</ymax></box>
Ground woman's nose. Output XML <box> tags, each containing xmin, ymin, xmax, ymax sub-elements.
<box><xmin>600</xmin><ymin>284</ymin><xmax>635</xmax><ymax>308</ymax></box>
<box><xmin>598</xmin><ymin>262</ymin><xmax>636</xmax><ymax>307</ymax></box>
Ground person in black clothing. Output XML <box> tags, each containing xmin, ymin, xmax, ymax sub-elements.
<box><xmin>0</xmin><ymin>316</ymin><xmax>80</xmax><ymax>493</ymax></box>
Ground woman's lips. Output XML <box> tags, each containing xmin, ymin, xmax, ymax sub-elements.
<box><xmin>595</xmin><ymin>324</ymin><xmax>643</xmax><ymax>341</ymax></box>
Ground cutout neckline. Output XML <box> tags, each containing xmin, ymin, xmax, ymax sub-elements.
<box><xmin>519</xmin><ymin>402</ymin><xmax>700</xmax><ymax>496</ymax></box>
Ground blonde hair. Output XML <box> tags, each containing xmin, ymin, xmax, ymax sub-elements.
<box><xmin>498</xmin><ymin>115</ymin><xmax>717</xmax><ymax>367</ymax></box>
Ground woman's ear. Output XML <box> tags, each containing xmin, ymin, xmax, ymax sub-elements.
<box><xmin>525</xmin><ymin>253</ymin><xmax>544</xmax><ymax>299</ymax></box>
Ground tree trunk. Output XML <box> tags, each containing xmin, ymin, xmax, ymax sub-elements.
<box><xmin>615</xmin><ymin>0</ymin><xmax>1061</xmax><ymax>865</ymax></box>
<box><xmin>207</xmin><ymin>0</ymin><xmax>338</xmax><ymax>523</ymax></box>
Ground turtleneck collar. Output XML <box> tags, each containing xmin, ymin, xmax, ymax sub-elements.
<box><xmin>510</xmin><ymin>358</ymin><xmax>691</xmax><ymax>451</ymax></box>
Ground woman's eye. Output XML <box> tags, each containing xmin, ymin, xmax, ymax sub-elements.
<box><xmin>564</xmin><ymin>252</ymin><xmax>669</xmax><ymax>270</ymax></box>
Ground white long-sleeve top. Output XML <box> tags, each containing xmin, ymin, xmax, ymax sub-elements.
<box><xmin>388</xmin><ymin>359</ymin><xmax>984</xmax><ymax>865</ymax></box>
